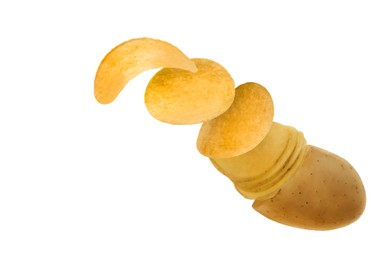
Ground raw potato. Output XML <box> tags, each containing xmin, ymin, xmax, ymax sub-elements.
<box><xmin>144</xmin><ymin>58</ymin><xmax>235</xmax><ymax>124</ymax></box>
<box><xmin>197</xmin><ymin>82</ymin><xmax>274</xmax><ymax>158</ymax></box>
<box><xmin>94</xmin><ymin>37</ymin><xmax>197</xmax><ymax>104</ymax></box>
<box><xmin>253</xmin><ymin>145</ymin><xmax>366</xmax><ymax>230</ymax></box>
<box><xmin>210</xmin><ymin>122</ymin><xmax>289</xmax><ymax>182</ymax></box>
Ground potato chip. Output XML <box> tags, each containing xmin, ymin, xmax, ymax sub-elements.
<box><xmin>210</xmin><ymin>122</ymin><xmax>289</xmax><ymax>182</ymax></box>
<box><xmin>94</xmin><ymin>37</ymin><xmax>197</xmax><ymax>104</ymax></box>
<box><xmin>144</xmin><ymin>58</ymin><xmax>235</xmax><ymax>124</ymax></box>
<box><xmin>197</xmin><ymin>82</ymin><xmax>274</xmax><ymax>158</ymax></box>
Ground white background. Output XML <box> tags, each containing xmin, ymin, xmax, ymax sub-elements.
<box><xmin>1</xmin><ymin>0</ymin><xmax>380</xmax><ymax>259</ymax></box>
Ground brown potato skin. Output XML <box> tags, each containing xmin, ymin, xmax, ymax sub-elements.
<box><xmin>253</xmin><ymin>145</ymin><xmax>366</xmax><ymax>230</ymax></box>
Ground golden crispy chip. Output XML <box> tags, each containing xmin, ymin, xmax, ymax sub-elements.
<box><xmin>144</xmin><ymin>58</ymin><xmax>235</xmax><ymax>124</ymax></box>
<box><xmin>253</xmin><ymin>145</ymin><xmax>366</xmax><ymax>230</ymax></box>
<box><xmin>197</xmin><ymin>82</ymin><xmax>274</xmax><ymax>158</ymax></box>
<box><xmin>94</xmin><ymin>37</ymin><xmax>197</xmax><ymax>104</ymax></box>
<box><xmin>210</xmin><ymin>122</ymin><xmax>289</xmax><ymax>182</ymax></box>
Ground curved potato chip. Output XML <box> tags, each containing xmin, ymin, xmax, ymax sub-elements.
<box><xmin>144</xmin><ymin>58</ymin><xmax>235</xmax><ymax>124</ymax></box>
<box><xmin>197</xmin><ymin>82</ymin><xmax>274</xmax><ymax>158</ymax></box>
<box><xmin>94</xmin><ymin>37</ymin><xmax>197</xmax><ymax>104</ymax></box>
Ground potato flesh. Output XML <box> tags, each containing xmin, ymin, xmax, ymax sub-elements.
<box><xmin>210</xmin><ymin>122</ymin><xmax>289</xmax><ymax>182</ymax></box>
<box><xmin>209</xmin><ymin>122</ymin><xmax>309</xmax><ymax>200</ymax></box>
<box><xmin>253</xmin><ymin>145</ymin><xmax>366</xmax><ymax>230</ymax></box>
<box><xmin>94</xmin><ymin>38</ymin><xmax>197</xmax><ymax>104</ymax></box>
<box><xmin>197</xmin><ymin>82</ymin><xmax>274</xmax><ymax>158</ymax></box>
<box><xmin>248</xmin><ymin>130</ymin><xmax>306</xmax><ymax>191</ymax></box>
<box><xmin>266</xmin><ymin>134</ymin><xmax>308</xmax><ymax>195</ymax></box>
<box><xmin>240</xmin><ymin>126</ymin><xmax>298</xmax><ymax>185</ymax></box>
<box><xmin>144</xmin><ymin>58</ymin><xmax>235</xmax><ymax>124</ymax></box>
<box><xmin>232</xmin><ymin>126</ymin><xmax>307</xmax><ymax>200</ymax></box>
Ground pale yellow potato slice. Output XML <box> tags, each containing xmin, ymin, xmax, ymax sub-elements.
<box><xmin>253</xmin><ymin>145</ymin><xmax>366</xmax><ymax>230</ymax></box>
<box><xmin>94</xmin><ymin>37</ymin><xmax>197</xmax><ymax>104</ymax></box>
<box><xmin>210</xmin><ymin>122</ymin><xmax>289</xmax><ymax>182</ymax></box>
<box><xmin>264</xmin><ymin>132</ymin><xmax>308</xmax><ymax>194</ymax></box>
<box><xmin>235</xmin><ymin>125</ymin><xmax>297</xmax><ymax>187</ymax></box>
<box><xmin>234</xmin><ymin>129</ymin><xmax>306</xmax><ymax>200</ymax></box>
<box><xmin>241</xmin><ymin>132</ymin><xmax>307</xmax><ymax>198</ymax></box>
<box><xmin>144</xmin><ymin>58</ymin><xmax>235</xmax><ymax>124</ymax></box>
<box><xmin>248</xmin><ymin>130</ymin><xmax>305</xmax><ymax>190</ymax></box>
<box><xmin>197</xmin><ymin>82</ymin><xmax>274</xmax><ymax>158</ymax></box>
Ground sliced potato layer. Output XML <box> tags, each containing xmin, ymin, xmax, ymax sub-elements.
<box><xmin>94</xmin><ymin>37</ymin><xmax>197</xmax><ymax>104</ymax></box>
<box><xmin>235</xmin><ymin>130</ymin><xmax>307</xmax><ymax>200</ymax></box>
<box><xmin>145</xmin><ymin>58</ymin><xmax>235</xmax><ymax>124</ymax></box>
<box><xmin>237</xmin><ymin>125</ymin><xmax>298</xmax><ymax>186</ymax></box>
<box><xmin>210</xmin><ymin>122</ymin><xmax>289</xmax><ymax>182</ymax></box>
<box><xmin>253</xmin><ymin>145</ymin><xmax>366</xmax><ymax>230</ymax></box>
<box><xmin>197</xmin><ymin>82</ymin><xmax>274</xmax><ymax>158</ymax></box>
